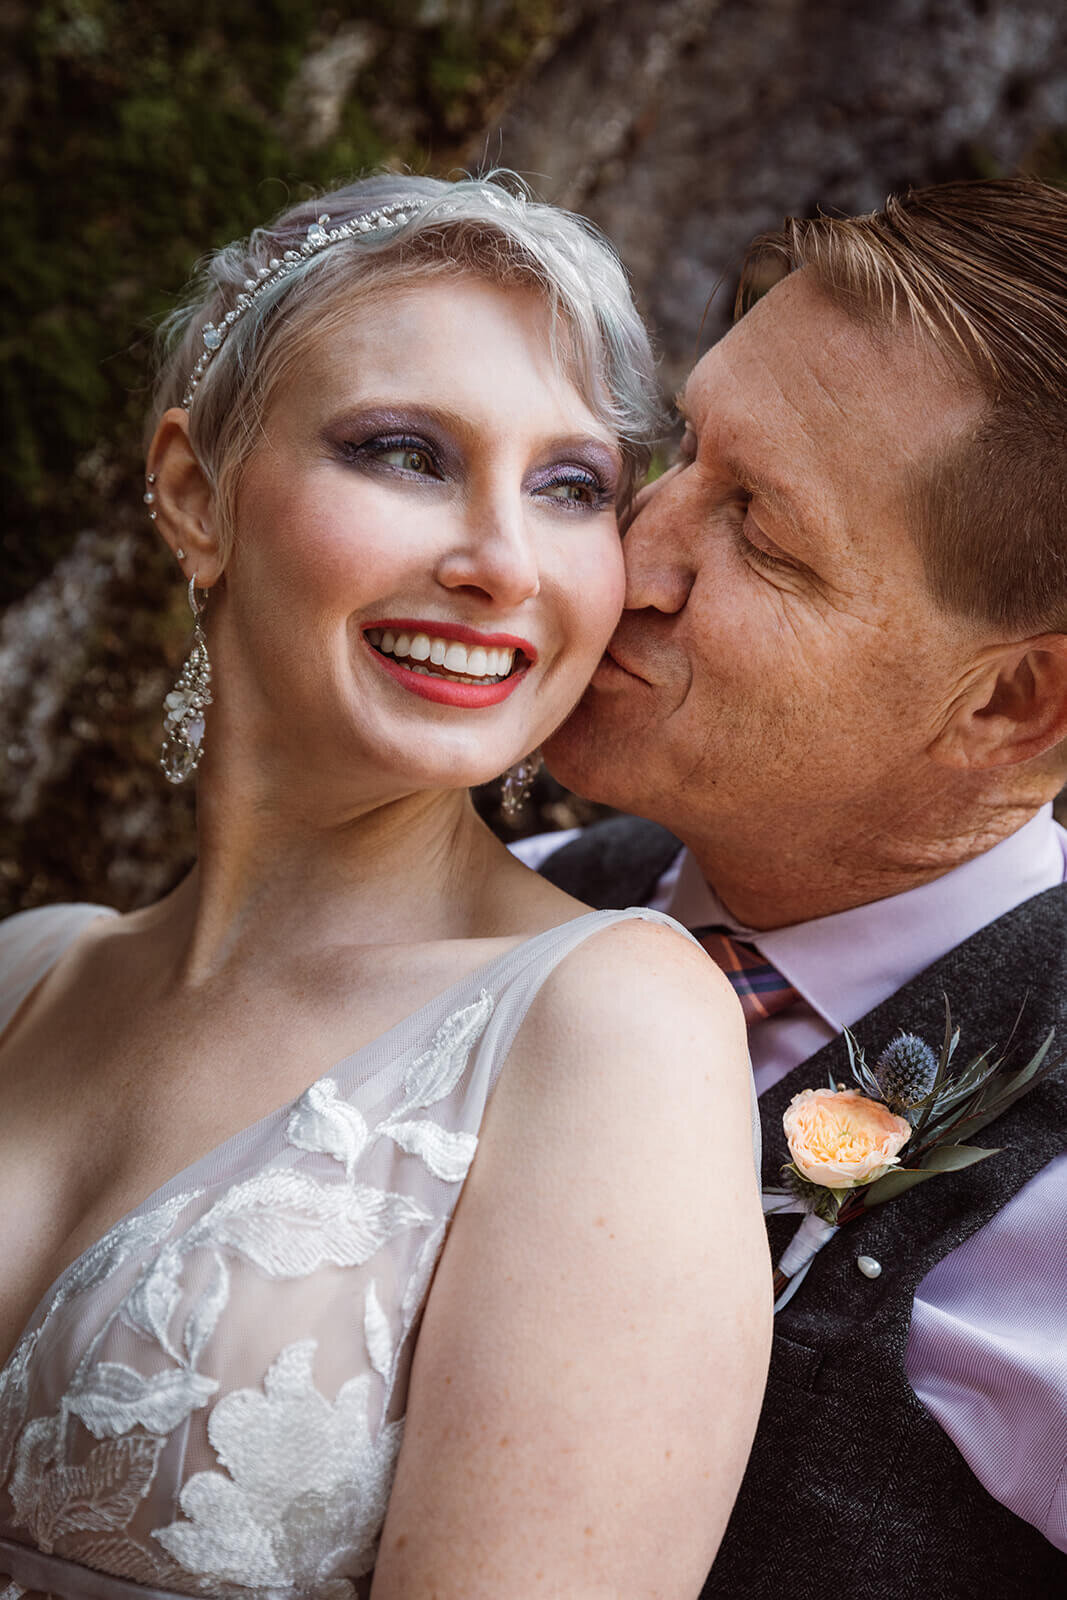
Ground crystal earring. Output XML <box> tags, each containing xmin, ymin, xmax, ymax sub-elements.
<box><xmin>160</xmin><ymin>574</ymin><xmax>213</xmax><ymax>785</ymax></box>
<box><xmin>500</xmin><ymin>750</ymin><xmax>542</xmax><ymax>822</ymax></box>
<box><xmin>144</xmin><ymin>471</ymin><xmax>157</xmax><ymax>521</ymax></box>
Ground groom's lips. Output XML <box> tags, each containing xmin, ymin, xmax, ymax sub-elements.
<box><xmin>592</xmin><ymin>643</ymin><xmax>649</xmax><ymax>687</ymax></box>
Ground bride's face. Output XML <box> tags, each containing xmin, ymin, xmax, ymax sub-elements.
<box><xmin>212</xmin><ymin>274</ymin><xmax>626</xmax><ymax>804</ymax></box>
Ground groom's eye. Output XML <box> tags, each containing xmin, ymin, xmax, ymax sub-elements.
<box><xmin>675</xmin><ymin>428</ymin><xmax>697</xmax><ymax>467</ymax></box>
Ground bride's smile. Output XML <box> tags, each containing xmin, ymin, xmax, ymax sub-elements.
<box><xmin>362</xmin><ymin>622</ymin><xmax>535</xmax><ymax>704</ymax></box>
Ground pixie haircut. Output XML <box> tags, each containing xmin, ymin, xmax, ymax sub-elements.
<box><xmin>150</xmin><ymin>174</ymin><xmax>665</xmax><ymax>559</ymax></box>
<box><xmin>737</xmin><ymin>179</ymin><xmax>1067</xmax><ymax>636</ymax></box>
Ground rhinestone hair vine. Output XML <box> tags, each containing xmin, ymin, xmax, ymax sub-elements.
<box><xmin>181</xmin><ymin>201</ymin><xmax>430</xmax><ymax>409</ymax></box>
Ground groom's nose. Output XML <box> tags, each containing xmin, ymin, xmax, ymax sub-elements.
<box><xmin>621</xmin><ymin>468</ymin><xmax>696</xmax><ymax>615</ymax></box>
<box><xmin>621</xmin><ymin>463</ymin><xmax>675</xmax><ymax>531</ymax></box>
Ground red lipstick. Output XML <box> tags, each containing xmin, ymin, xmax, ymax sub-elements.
<box><xmin>370</xmin><ymin>651</ymin><xmax>529</xmax><ymax>707</ymax></box>
<box><xmin>361</xmin><ymin>619</ymin><xmax>536</xmax><ymax>709</ymax></box>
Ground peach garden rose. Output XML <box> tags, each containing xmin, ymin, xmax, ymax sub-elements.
<box><xmin>783</xmin><ymin>1087</ymin><xmax>912</xmax><ymax>1189</ymax></box>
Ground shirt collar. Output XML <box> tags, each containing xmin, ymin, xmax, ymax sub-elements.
<box><xmin>666</xmin><ymin>804</ymin><xmax>1067</xmax><ymax>1031</ymax></box>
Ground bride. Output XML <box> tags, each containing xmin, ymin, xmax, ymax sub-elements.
<box><xmin>0</xmin><ymin>175</ymin><xmax>770</xmax><ymax>1600</ymax></box>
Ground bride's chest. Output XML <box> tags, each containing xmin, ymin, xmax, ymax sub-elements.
<box><xmin>0</xmin><ymin>980</ymin><xmax>418</xmax><ymax>1369</ymax></box>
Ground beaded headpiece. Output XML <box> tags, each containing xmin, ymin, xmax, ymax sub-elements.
<box><xmin>180</xmin><ymin>199</ymin><xmax>429</xmax><ymax>410</ymax></box>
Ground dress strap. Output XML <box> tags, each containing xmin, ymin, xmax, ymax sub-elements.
<box><xmin>0</xmin><ymin>902</ymin><xmax>116</xmax><ymax>1038</ymax></box>
<box><xmin>476</xmin><ymin>907</ymin><xmax>760</xmax><ymax>1179</ymax></box>
<box><xmin>476</xmin><ymin>907</ymin><xmax>698</xmax><ymax>1095</ymax></box>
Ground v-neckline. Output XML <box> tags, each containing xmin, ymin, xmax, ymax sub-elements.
<box><xmin>0</xmin><ymin>905</ymin><xmax>606</xmax><ymax>1379</ymax></box>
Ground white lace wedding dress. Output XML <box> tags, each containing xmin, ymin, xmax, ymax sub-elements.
<box><xmin>0</xmin><ymin>901</ymin><xmax>756</xmax><ymax>1600</ymax></box>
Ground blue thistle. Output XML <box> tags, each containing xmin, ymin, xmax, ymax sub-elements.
<box><xmin>874</xmin><ymin>1033</ymin><xmax>939</xmax><ymax>1113</ymax></box>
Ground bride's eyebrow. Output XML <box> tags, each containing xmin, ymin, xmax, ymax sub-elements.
<box><xmin>673</xmin><ymin>390</ymin><xmax>691</xmax><ymax>423</ymax></box>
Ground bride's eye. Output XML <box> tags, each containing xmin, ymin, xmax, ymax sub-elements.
<box><xmin>377</xmin><ymin>444</ymin><xmax>435</xmax><ymax>474</ymax></box>
<box><xmin>534</xmin><ymin>467</ymin><xmax>612</xmax><ymax>512</ymax></box>
<box><xmin>344</xmin><ymin>434</ymin><xmax>442</xmax><ymax>478</ymax></box>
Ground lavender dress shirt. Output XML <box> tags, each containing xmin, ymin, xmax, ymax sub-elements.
<box><xmin>516</xmin><ymin>806</ymin><xmax>1067</xmax><ymax>1551</ymax></box>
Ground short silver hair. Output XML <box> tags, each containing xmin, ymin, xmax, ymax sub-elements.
<box><xmin>150</xmin><ymin>173</ymin><xmax>664</xmax><ymax>558</ymax></box>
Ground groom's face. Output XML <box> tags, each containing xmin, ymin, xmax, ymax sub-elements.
<box><xmin>546</xmin><ymin>270</ymin><xmax>985</xmax><ymax>850</ymax></box>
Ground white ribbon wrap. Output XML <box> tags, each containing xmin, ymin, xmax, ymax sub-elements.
<box><xmin>762</xmin><ymin>1192</ymin><xmax>839</xmax><ymax>1312</ymax></box>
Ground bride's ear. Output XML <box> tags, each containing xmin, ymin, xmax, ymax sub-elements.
<box><xmin>929</xmin><ymin>632</ymin><xmax>1067</xmax><ymax>769</ymax></box>
<box><xmin>146</xmin><ymin>409</ymin><xmax>225</xmax><ymax>588</ymax></box>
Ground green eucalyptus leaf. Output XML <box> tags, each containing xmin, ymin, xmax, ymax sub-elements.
<box><xmin>920</xmin><ymin>1143</ymin><xmax>1000</xmax><ymax>1172</ymax></box>
<box><xmin>993</xmin><ymin>1031</ymin><xmax>1055</xmax><ymax>1101</ymax></box>
<box><xmin>862</xmin><ymin>1167</ymin><xmax>941</xmax><ymax>1205</ymax></box>
<box><xmin>944</xmin><ymin>1059</ymin><xmax>1063</xmax><ymax>1144</ymax></box>
<box><xmin>941</xmin><ymin>996</ymin><xmax>954</xmax><ymax>1062</ymax></box>
<box><xmin>861</xmin><ymin>1144</ymin><xmax>1000</xmax><ymax>1206</ymax></box>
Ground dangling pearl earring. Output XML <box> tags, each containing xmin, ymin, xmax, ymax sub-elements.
<box><xmin>160</xmin><ymin>574</ymin><xmax>213</xmax><ymax>784</ymax></box>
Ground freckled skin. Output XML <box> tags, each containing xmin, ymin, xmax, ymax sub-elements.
<box><xmin>546</xmin><ymin>271</ymin><xmax>1059</xmax><ymax>927</ymax></box>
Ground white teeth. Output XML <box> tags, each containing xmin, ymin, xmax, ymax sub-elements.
<box><xmin>370</xmin><ymin>628</ymin><xmax>521</xmax><ymax>681</ymax></box>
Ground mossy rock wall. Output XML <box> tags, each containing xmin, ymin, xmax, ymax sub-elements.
<box><xmin>2</xmin><ymin>0</ymin><xmax>1066</xmax><ymax>914</ymax></box>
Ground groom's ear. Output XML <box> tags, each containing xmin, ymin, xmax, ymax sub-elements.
<box><xmin>146</xmin><ymin>408</ymin><xmax>225</xmax><ymax>588</ymax></box>
<box><xmin>929</xmin><ymin>632</ymin><xmax>1067</xmax><ymax>769</ymax></box>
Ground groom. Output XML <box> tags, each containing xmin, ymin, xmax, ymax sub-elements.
<box><xmin>525</xmin><ymin>179</ymin><xmax>1067</xmax><ymax>1596</ymax></box>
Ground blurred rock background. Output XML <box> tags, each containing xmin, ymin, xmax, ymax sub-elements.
<box><xmin>3</xmin><ymin>0</ymin><xmax>1066</xmax><ymax>915</ymax></box>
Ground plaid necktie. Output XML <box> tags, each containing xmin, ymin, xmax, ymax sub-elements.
<box><xmin>692</xmin><ymin>926</ymin><xmax>801</xmax><ymax>1027</ymax></box>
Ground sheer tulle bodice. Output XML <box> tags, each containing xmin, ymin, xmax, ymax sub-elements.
<box><xmin>1</xmin><ymin>902</ymin><xmax>737</xmax><ymax>1600</ymax></box>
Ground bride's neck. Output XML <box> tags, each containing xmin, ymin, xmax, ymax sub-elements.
<box><xmin>157</xmin><ymin>773</ymin><xmax>499</xmax><ymax>985</ymax></box>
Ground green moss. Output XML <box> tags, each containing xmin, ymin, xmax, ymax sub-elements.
<box><xmin>2</xmin><ymin>0</ymin><xmax>565</xmax><ymax>606</ymax></box>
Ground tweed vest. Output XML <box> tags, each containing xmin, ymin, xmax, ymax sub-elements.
<box><xmin>539</xmin><ymin>818</ymin><xmax>1067</xmax><ymax>1598</ymax></box>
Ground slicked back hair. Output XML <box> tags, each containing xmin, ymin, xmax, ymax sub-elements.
<box><xmin>737</xmin><ymin>180</ymin><xmax>1067</xmax><ymax>637</ymax></box>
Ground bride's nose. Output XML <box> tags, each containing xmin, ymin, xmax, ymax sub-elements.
<box><xmin>434</xmin><ymin>489</ymin><xmax>541</xmax><ymax>608</ymax></box>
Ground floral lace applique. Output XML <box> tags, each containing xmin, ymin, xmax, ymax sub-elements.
<box><xmin>0</xmin><ymin>990</ymin><xmax>495</xmax><ymax>1595</ymax></box>
<box><xmin>154</xmin><ymin>1341</ymin><xmax>402</xmax><ymax>1597</ymax></box>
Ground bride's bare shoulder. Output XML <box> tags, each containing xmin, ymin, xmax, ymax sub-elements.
<box><xmin>374</xmin><ymin>913</ymin><xmax>768</xmax><ymax>1599</ymax></box>
<box><xmin>514</xmin><ymin>912</ymin><xmax>746</xmax><ymax>1095</ymax></box>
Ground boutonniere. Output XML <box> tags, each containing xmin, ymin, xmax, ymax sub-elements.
<box><xmin>766</xmin><ymin>1004</ymin><xmax>1058</xmax><ymax>1309</ymax></box>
